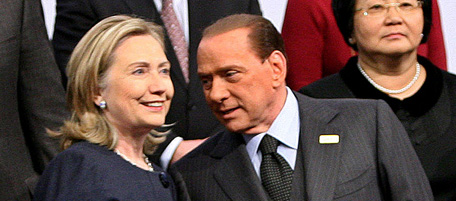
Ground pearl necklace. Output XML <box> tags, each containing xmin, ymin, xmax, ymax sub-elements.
<box><xmin>357</xmin><ymin>62</ymin><xmax>420</xmax><ymax>94</ymax></box>
<box><xmin>115</xmin><ymin>150</ymin><xmax>154</xmax><ymax>172</ymax></box>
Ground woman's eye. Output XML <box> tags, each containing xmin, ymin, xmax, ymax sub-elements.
<box><xmin>399</xmin><ymin>2</ymin><xmax>413</xmax><ymax>8</ymax></box>
<box><xmin>369</xmin><ymin>4</ymin><xmax>385</xmax><ymax>10</ymax></box>
<box><xmin>133</xmin><ymin>68</ymin><xmax>145</xmax><ymax>75</ymax></box>
<box><xmin>159</xmin><ymin>68</ymin><xmax>170</xmax><ymax>75</ymax></box>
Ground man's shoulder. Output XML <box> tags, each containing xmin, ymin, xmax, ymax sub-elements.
<box><xmin>294</xmin><ymin>91</ymin><xmax>385</xmax><ymax>114</ymax></box>
<box><xmin>293</xmin><ymin>91</ymin><xmax>395</xmax><ymax>130</ymax></box>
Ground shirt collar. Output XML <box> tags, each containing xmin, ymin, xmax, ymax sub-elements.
<box><xmin>243</xmin><ymin>87</ymin><xmax>300</xmax><ymax>159</ymax></box>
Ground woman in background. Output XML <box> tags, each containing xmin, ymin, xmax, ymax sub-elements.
<box><xmin>34</xmin><ymin>15</ymin><xmax>176</xmax><ymax>200</ymax></box>
<box><xmin>282</xmin><ymin>0</ymin><xmax>447</xmax><ymax>90</ymax></box>
<box><xmin>300</xmin><ymin>0</ymin><xmax>456</xmax><ymax>199</ymax></box>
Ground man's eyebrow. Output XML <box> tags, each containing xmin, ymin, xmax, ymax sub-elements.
<box><xmin>198</xmin><ymin>65</ymin><xmax>245</xmax><ymax>76</ymax></box>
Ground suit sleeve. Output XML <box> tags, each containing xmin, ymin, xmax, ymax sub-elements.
<box><xmin>168</xmin><ymin>165</ymin><xmax>192</xmax><ymax>201</ymax></box>
<box><xmin>416</xmin><ymin>0</ymin><xmax>446</xmax><ymax>70</ymax></box>
<box><xmin>249</xmin><ymin>0</ymin><xmax>262</xmax><ymax>15</ymax></box>
<box><xmin>375</xmin><ymin>100</ymin><xmax>433</xmax><ymax>200</ymax></box>
<box><xmin>52</xmin><ymin>0</ymin><xmax>97</xmax><ymax>84</ymax></box>
<box><xmin>426</xmin><ymin>0</ymin><xmax>447</xmax><ymax>70</ymax></box>
<box><xmin>282</xmin><ymin>0</ymin><xmax>325</xmax><ymax>90</ymax></box>
<box><xmin>18</xmin><ymin>0</ymin><xmax>69</xmax><ymax>173</ymax></box>
<box><xmin>282</xmin><ymin>0</ymin><xmax>353</xmax><ymax>90</ymax></box>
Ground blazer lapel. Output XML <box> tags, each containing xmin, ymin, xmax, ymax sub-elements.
<box><xmin>121</xmin><ymin>0</ymin><xmax>160</xmax><ymax>21</ymax></box>
<box><xmin>290</xmin><ymin>138</ymin><xmax>306</xmax><ymax>201</ymax></box>
<box><xmin>295</xmin><ymin>93</ymin><xmax>343</xmax><ymax>201</ymax></box>
<box><xmin>212</xmin><ymin>133</ymin><xmax>270</xmax><ymax>201</ymax></box>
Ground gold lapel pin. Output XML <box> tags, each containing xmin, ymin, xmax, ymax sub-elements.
<box><xmin>319</xmin><ymin>134</ymin><xmax>340</xmax><ymax>144</ymax></box>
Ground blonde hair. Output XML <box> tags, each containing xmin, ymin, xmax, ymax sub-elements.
<box><xmin>52</xmin><ymin>15</ymin><xmax>168</xmax><ymax>154</ymax></box>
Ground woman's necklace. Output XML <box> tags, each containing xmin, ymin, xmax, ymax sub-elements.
<box><xmin>115</xmin><ymin>149</ymin><xmax>154</xmax><ymax>172</ymax></box>
<box><xmin>357</xmin><ymin>62</ymin><xmax>420</xmax><ymax>94</ymax></box>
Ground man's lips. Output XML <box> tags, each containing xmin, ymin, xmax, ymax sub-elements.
<box><xmin>217</xmin><ymin>106</ymin><xmax>240</xmax><ymax>117</ymax></box>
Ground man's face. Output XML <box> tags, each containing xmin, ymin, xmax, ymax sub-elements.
<box><xmin>197</xmin><ymin>28</ymin><xmax>284</xmax><ymax>134</ymax></box>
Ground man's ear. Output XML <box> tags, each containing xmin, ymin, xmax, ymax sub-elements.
<box><xmin>267</xmin><ymin>50</ymin><xmax>287</xmax><ymax>88</ymax></box>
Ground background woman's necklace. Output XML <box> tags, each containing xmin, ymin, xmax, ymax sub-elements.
<box><xmin>357</xmin><ymin>62</ymin><xmax>420</xmax><ymax>94</ymax></box>
<box><xmin>115</xmin><ymin>149</ymin><xmax>154</xmax><ymax>172</ymax></box>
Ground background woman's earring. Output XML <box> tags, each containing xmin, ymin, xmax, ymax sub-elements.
<box><xmin>420</xmin><ymin>33</ymin><xmax>424</xmax><ymax>38</ymax></box>
<box><xmin>348</xmin><ymin>38</ymin><xmax>355</xmax><ymax>44</ymax></box>
<box><xmin>99</xmin><ymin>101</ymin><xmax>107</xmax><ymax>109</ymax></box>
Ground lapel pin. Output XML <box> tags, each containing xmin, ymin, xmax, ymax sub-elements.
<box><xmin>319</xmin><ymin>134</ymin><xmax>340</xmax><ymax>144</ymax></box>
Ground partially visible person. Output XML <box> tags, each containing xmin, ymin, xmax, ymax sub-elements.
<box><xmin>34</xmin><ymin>15</ymin><xmax>176</xmax><ymax>200</ymax></box>
<box><xmin>169</xmin><ymin>14</ymin><xmax>433</xmax><ymax>201</ymax></box>
<box><xmin>282</xmin><ymin>0</ymin><xmax>447</xmax><ymax>90</ymax></box>
<box><xmin>52</xmin><ymin>0</ymin><xmax>262</xmax><ymax>168</ymax></box>
<box><xmin>300</xmin><ymin>0</ymin><xmax>456</xmax><ymax>199</ymax></box>
<box><xmin>0</xmin><ymin>0</ymin><xmax>68</xmax><ymax>200</ymax></box>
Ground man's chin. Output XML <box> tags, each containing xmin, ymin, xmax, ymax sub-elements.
<box><xmin>224</xmin><ymin>122</ymin><xmax>263</xmax><ymax>135</ymax></box>
<box><xmin>223</xmin><ymin>120</ymin><xmax>247</xmax><ymax>133</ymax></box>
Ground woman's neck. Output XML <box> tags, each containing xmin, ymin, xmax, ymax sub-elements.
<box><xmin>358</xmin><ymin>52</ymin><xmax>417</xmax><ymax>74</ymax></box>
<box><xmin>357</xmin><ymin>53</ymin><xmax>427</xmax><ymax>100</ymax></box>
<box><xmin>115</xmin><ymin>131</ymin><xmax>151</xmax><ymax>170</ymax></box>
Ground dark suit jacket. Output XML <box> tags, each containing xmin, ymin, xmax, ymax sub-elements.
<box><xmin>0</xmin><ymin>0</ymin><xmax>68</xmax><ymax>200</ymax></box>
<box><xmin>169</xmin><ymin>92</ymin><xmax>433</xmax><ymax>201</ymax></box>
<box><xmin>52</xmin><ymin>0</ymin><xmax>262</xmax><ymax>158</ymax></box>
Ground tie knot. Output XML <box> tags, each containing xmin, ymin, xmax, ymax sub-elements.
<box><xmin>259</xmin><ymin>135</ymin><xmax>279</xmax><ymax>155</ymax></box>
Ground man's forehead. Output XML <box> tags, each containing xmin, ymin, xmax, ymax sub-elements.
<box><xmin>200</xmin><ymin>28</ymin><xmax>251</xmax><ymax>47</ymax></box>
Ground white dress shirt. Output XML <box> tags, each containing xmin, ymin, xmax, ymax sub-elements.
<box><xmin>243</xmin><ymin>87</ymin><xmax>300</xmax><ymax>178</ymax></box>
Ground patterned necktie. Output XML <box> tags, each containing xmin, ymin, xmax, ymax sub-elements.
<box><xmin>161</xmin><ymin>0</ymin><xmax>189</xmax><ymax>83</ymax></box>
<box><xmin>260</xmin><ymin>135</ymin><xmax>294</xmax><ymax>201</ymax></box>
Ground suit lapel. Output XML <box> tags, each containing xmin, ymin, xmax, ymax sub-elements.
<box><xmin>121</xmin><ymin>0</ymin><xmax>160</xmax><ymax>21</ymax></box>
<box><xmin>295</xmin><ymin>93</ymin><xmax>342</xmax><ymax>201</ymax></box>
<box><xmin>290</xmin><ymin>139</ymin><xmax>306</xmax><ymax>201</ymax></box>
<box><xmin>212</xmin><ymin>133</ymin><xmax>270</xmax><ymax>201</ymax></box>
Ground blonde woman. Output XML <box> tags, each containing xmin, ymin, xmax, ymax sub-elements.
<box><xmin>34</xmin><ymin>15</ymin><xmax>176</xmax><ymax>200</ymax></box>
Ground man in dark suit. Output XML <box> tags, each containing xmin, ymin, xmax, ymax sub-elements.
<box><xmin>52</xmin><ymin>0</ymin><xmax>261</xmax><ymax>166</ymax></box>
<box><xmin>168</xmin><ymin>14</ymin><xmax>433</xmax><ymax>200</ymax></box>
<box><xmin>0</xmin><ymin>0</ymin><xmax>69</xmax><ymax>200</ymax></box>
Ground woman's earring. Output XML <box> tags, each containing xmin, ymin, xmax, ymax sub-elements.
<box><xmin>99</xmin><ymin>101</ymin><xmax>107</xmax><ymax>109</ymax></box>
<box><xmin>348</xmin><ymin>38</ymin><xmax>355</xmax><ymax>44</ymax></box>
<box><xmin>420</xmin><ymin>33</ymin><xmax>424</xmax><ymax>38</ymax></box>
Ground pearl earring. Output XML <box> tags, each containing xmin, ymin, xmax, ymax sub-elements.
<box><xmin>348</xmin><ymin>38</ymin><xmax>355</xmax><ymax>44</ymax></box>
<box><xmin>420</xmin><ymin>33</ymin><xmax>424</xmax><ymax>38</ymax></box>
<box><xmin>99</xmin><ymin>101</ymin><xmax>107</xmax><ymax>109</ymax></box>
